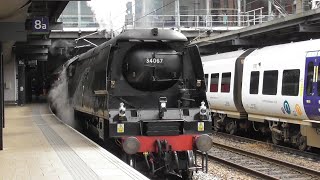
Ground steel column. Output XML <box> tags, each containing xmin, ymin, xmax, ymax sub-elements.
<box><xmin>237</xmin><ymin>0</ymin><xmax>241</xmax><ymax>26</ymax></box>
<box><xmin>18</xmin><ymin>60</ymin><xmax>26</xmax><ymax>106</ymax></box>
<box><xmin>206</xmin><ymin>0</ymin><xmax>210</xmax><ymax>27</ymax></box>
<box><xmin>268</xmin><ymin>0</ymin><xmax>273</xmax><ymax>14</ymax></box>
<box><xmin>175</xmin><ymin>0</ymin><xmax>180</xmax><ymax>29</ymax></box>
<box><xmin>0</xmin><ymin>43</ymin><xmax>3</xmax><ymax>150</ymax></box>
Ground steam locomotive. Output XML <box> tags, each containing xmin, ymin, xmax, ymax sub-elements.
<box><xmin>53</xmin><ymin>29</ymin><xmax>212</xmax><ymax>178</ymax></box>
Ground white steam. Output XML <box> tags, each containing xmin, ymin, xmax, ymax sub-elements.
<box><xmin>87</xmin><ymin>0</ymin><xmax>131</xmax><ymax>34</ymax></box>
<box><xmin>49</xmin><ymin>68</ymin><xmax>76</xmax><ymax>128</ymax></box>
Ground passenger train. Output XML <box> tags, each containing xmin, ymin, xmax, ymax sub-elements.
<box><xmin>203</xmin><ymin>39</ymin><xmax>320</xmax><ymax>150</ymax></box>
<box><xmin>51</xmin><ymin>28</ymin><xmax>212</xmax><ymax>179</ymax></box>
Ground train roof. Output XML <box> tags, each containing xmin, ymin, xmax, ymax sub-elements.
<box><xmin>201</xmin><ymin>50</ymin><xmax>245</xmax><ymax>62</ymax></box>
<box><xmin>112</xmin><ymin>29</ymin><xmax>188</xmax><ymax>42</ymax></box>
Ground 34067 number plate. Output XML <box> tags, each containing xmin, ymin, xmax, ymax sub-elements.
<box><xmin>145</xmin><ymin>58</ymin><xmax>164</xmax><ymax>64</ymax></box>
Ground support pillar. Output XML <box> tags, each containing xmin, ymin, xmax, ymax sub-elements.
<box><xmin>175</xmin><ymin>0</ymin><xmax>180</xmax><ymax>29</ymax></box>
<box><xmin>295</xmin><ymin>0</ymin><xmax>303</xmax><ymax>13</ymax></box>
<box><xmin>206</xmin><ymin>0</ymin><xmax>211</xmax><ymax>27</ymax></box>
<box><xmin>268</xmin><ymin>0</ymin><xmax>273</xmax><ymax>20</ymax></box>
<box><xmin>0</xmin><ymin>43</ymin><xmax>3</xmax><ymax>150</ymax></box>
<box><xmin>18</xmin><ymin>60</ymin><xmax>26</xmax><ymax>106</ymax></box>
<box><xmin>237</xmin><ymin>0</ymin><xmax>241</xmax><ymax>26</ymax></box>
<box><xmin>77</xmin><ymin>1</ymin><xmax>81</xmax><ymax>28</ymax></box>
<box><xmin>243</xmin><ymin>0</ymin><xmax>246</xmax><ymax>12</ymax></box>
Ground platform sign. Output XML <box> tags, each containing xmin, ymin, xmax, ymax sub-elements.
<box><xmin>32</xmin><ymin>17</ymin><xmax>49</xmax><ymax>32</ymax></box>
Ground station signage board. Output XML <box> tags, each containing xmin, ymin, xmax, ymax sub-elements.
<box><xmin>32</xmin><ymin>17</ymin><xmax>49</xmax><ymax>32</ymax></box>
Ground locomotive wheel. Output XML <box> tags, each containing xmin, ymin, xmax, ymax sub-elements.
<box><xmin>213</xmin><ymin>117</ymin><xmax>223</xmax><ymax>132</ymax></box>
<box><xmin>226</xmin><ymin>121</ymin><xmax>237</xmax><ymax>135</ymax></box>
<box><xmin>298</xmin><ymin>135</ymin><xmax>307</xmax><ymax>151</ymax></box>
<box><xmin>123</xmin><ymin>154</ymin><xmax>136</xmax><ymax>168</ymax></box>
<box><xmin>271</xmin><ymin>131</ymin><xmax>281</xmax><ymax>145</ymax></box>
<box><xmin>182</xmin><ymin>150</ymin><xmax>194</xmax><ymax>180</ymax></box>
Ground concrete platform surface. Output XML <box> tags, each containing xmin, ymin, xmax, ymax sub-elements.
<box><xmin>0</xmin><ymin>104</ymin><xmax>149</xmax><ymax>180</ymax></box>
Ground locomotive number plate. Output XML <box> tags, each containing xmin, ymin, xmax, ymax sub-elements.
<box><xmin>117</xmin><ymin>123</ymin><xmax>125</xmax><ymax>133</ymax></box>
<box><xmin>145</xmin><ymin>58</ymin><xmax>164</xmax><ymax>64</ymax></box>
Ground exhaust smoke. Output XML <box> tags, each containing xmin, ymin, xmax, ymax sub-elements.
<box><xmin>48</xmin><ymin>67</ymin><xmax>78</xmax><ymax>129</ymax></box>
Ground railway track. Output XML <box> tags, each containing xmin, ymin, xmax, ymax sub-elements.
<box><xmin>207</xmin><ymin>141</ymin><xmax>320</xmax><ymax>179</ymax></box>
<box><xmin>213</xmin><ymin>132</ymin><xmax>320</xmax><ymax>163</ymax></box>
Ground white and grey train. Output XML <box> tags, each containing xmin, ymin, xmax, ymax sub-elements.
<box><xmin>202</xmin><ymin>39</ymin><xmax>320</xmax><ymax>150</ymax></box>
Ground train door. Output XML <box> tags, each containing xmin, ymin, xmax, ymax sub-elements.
<box><xmin>303</xmin><ymin>51</ymin><xmax>320</xmax><ymax>120</ymax></box>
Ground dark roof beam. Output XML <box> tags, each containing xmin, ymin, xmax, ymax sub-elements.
<box><xmin>232</xmin><ymin>38</ymin><xmax>255</xmax><ymax>46</ymax></box>
<box><xmin>299</xmin><ymin>23</ymin><xmax>320</xmax><ymax>32</ymax></box>
<box><xmin>25</xmin><ymin>54</ymin><xmax>48</xmax><ymax>61</ymax></box>
<box><xmin>0</xmin><ymin>22</ymin><xmax>27</xmax><ymax>41</ymax></box>
<box><xmin>17</xmin><ymin>48</ymin><xmax>48</xmax><ymax>54</ymax></box>
<box><xmin>17</xmin><ymin>39</ymin><xmax>51</xmax><ymax>46</ymax></box>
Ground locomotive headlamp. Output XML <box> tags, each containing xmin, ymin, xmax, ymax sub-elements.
<box><xmin>195</xmin><ymin>134</ymin><xmax>213</xmax><ymax>152</ymax></box>
<box><xmin>159</xmin><ymin>97</ymin><xmax>167</xmax><ymax>118</ymax></box>
<box><xmin>119</xmin><ymin>102</ymin><xmax>126</xmax><ymax>117</ymax></box>
<box><xmin>160</xmin><ymin>98</ymin><xmax>167</xmax><ymax>109</ymax></box>
<box><xmin>200</xmin><ymin>101</ymin><xmax>207</xmax><ymax>116</ymax></box>
<box><xmin>196</xmin><ymin>80</ymin><xmax>201</xmax><ymax>87</ymax></box>
<box><xmin>123</xmin><ymin>137</ymin><xmax>140</xmax><ymax>154</ymax></box>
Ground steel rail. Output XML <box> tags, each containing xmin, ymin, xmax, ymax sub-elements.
<box><xmin>207</xmin><ymin>141</ymin><xmax>320</xmax><ymax>179</ymax></box>
<box><xmin>214</xmin><ymin>132</ymin><xmax>320</xmax><ymax>162</ymax></box>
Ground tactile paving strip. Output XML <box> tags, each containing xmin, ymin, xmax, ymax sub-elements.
<box><xmin>32</xmin><ymin>107</ymin><xmax>100</xmax><ymax>180</ymax></box>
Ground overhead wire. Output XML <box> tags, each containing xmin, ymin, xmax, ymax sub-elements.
<box><xmin>112</xmin><ymin>0</ymin><xmax>137</xmax><ymax>21</ymax></box>
<box><xmin>114</xmin><ymin>0</ymin><xmax>176</xmax><ymax>32</ymax></box>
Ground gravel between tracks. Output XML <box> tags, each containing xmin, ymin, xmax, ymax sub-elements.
<box><xmin>193</xmin><ymin>157</ymin><xmax>257</xmax><ymax>180</ymax></box>
<box><xmin>213</xmin><ymin>133</ymin><xmax>320</xmax><ymax>172</ymax></box>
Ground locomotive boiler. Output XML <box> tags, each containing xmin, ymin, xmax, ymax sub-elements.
<box><xmin>55</xmin><ymin>29</ymin><xmax>212</xmax><ymax>178</ymax></box>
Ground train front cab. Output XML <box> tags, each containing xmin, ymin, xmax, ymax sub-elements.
<box><xmin>301</xmin><ymin>51</ymin><xmax>320</xmax><ymax>149</ymax></box>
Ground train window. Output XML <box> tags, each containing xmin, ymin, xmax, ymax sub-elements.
<box><xmin>221</xmin><ymin>72</ymin><xmax>231</xmax><ymax>93</ymax></box>
<box><xmin>306</xmin><ymin>62</ymin><xmax>314</xmax><ymax>96</ymax></box>
<box><xmin>204</xmin><ymin>74</ymin><xmax>208</xmax><ymax>92</ymax></box>
<box><xmin>210</xmin><ymin>73</ymin><xmax>219</xmax><ymax>92</ymax></box>
<box><xmin>250</xmin><ymin>71</ymin><xmax>259</xmax><ymax>94</ymax></box>
<box><xmin>282</xmin><ymin>69</ymin><xmax>300</xmax><ymax>96</ymax></box>
<box><xmin>262</xmin><ymin>70</ymin><xmax>278</xmax><ymax>95</ymax></box>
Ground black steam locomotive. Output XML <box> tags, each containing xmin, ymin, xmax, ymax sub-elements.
<box><xmin>56</xmin><ymin>29</ymin><xmax>212</xmax><ymax>178</ymax></box>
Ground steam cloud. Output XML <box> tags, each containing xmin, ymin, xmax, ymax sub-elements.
<box><xmin>48</xmin><ymin>68</ymin><xmax>77</xmax><ymax>129</ymax></box>
<box><xmin>87</xmin><ymin>0</ymin><xmax>131</xmax><ymax>34</ymax></box>
<box><xmin>49</xmin><ymin>40</ymin><xmax>75</xmax><ymax>58</ymax></box>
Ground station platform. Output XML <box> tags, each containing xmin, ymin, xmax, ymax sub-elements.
<box><xmin>0</xmin><ymin>104</ymin><xmax>149</xmax><ymax>180</ymax></box>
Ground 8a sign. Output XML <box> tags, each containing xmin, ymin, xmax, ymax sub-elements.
<box><xmin>32</xmin><ymin>17</ymin><xmax>49</xmax><ymax>32</ymax></box>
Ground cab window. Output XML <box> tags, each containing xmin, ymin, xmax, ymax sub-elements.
<box><xmin>306</xmin><ymin>62</ymin><xmax>314</xmax><ymax>96</ymax></box>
